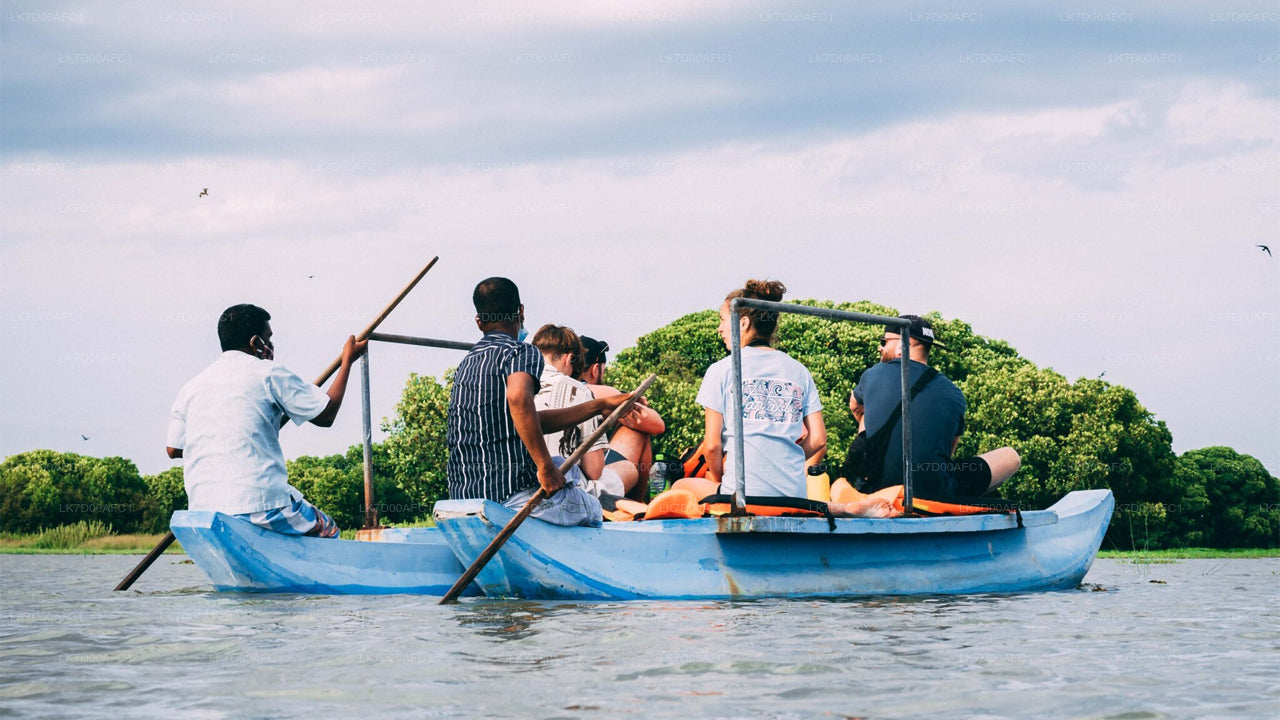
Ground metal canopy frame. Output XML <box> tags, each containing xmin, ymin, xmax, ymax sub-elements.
<box><xmin>728</xmin><ymin>299</ymin><xmax>917</xmax><ymax>515</ymax></box>
<box><xmin>356</xmin><ymin>334</ymin><xmax>475</xmax><ymax>528</ymax></box>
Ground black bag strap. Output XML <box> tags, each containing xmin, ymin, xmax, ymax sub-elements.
<box><xmin>869</xmin><ymin>366</ymin><xmax>939</xmax><ymax>447</ymax></box>
<box><xmin>859</xmin><ymin>366</ymin><xmax>939</xmax><ymax>488</ymax></box>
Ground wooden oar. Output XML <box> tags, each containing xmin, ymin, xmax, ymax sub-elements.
<box><xmin>439</xmin><ymin>373</ymin><xmax>657</xmax><ymax>604</ymax></box>
<box><xmin>113</xmin><ymin>257</ymin><xmax>440</xmax><ymax>591</ymax></box>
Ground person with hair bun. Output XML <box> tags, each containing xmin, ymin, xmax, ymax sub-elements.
<box><xmin>675</xmin><ymin>280</ymin><xmax>827</xmax><ymax>499</ymax></box>
<box><xmin>531</xmin><ymin>324</ymin><xmax>627</xmax><ymax>498</ymax></box>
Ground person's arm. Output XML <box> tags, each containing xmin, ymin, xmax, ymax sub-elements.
<box><xmin>508</xmin><ymin>372</ymin><xmax>566</xmax><ymax>494</ymax></box>
<box><xmin>308</xmin><ymin>336</ymin><xmax>367</xmax><ymax>428</ymax></box>
<box><xmin>800</xmin><ymin>410</ymin><xmax>827</xmax><ymax>461</ymax></box>
<box><xmin>703</xmin><ymin>408</ymin><xmax>724</xmax><ymax>484</ymax></box>
<box><xmin>592</xmin><ymin>385</ymin><xmax>665</xmax><ymax>435</ymax></box>
<box><xmin>621</xmin><ymin>404</ymin><xmax>665</xmax><ymax>435</ymax></box>
<box><xmin>538</xmin><ymin>393</ymin><xmax>638</xmax><ymax>434</ymax></box>
<box><xmin>165</xmin><ymin>394</ymin><xmax>186</xmax><ymax>459</ymax></box>
<box><xmin>849</xmin><ymin>389</ymin><xmax>865</xmax><ymax>433</ymax></box>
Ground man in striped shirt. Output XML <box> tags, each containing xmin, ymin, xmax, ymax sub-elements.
<box><xmin>446</xmin><ymin>277</ymin><xmax>636</xmax><ymax>526</ymax></box>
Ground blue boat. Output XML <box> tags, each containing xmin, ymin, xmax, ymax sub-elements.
<box><xmin>170</xmin><ymin>511</ymin><xmax>478</xmax><ymax>595</ymax></box>
<box><xmin>432</xmin><ymin>490</ymin><xmax>1114</xmax><ymax>600</ymax></box>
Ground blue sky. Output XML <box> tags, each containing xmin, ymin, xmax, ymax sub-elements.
<box><xmin>2</xmin><ymin>1</ymin><xmax>1278</xmax><ymax>476</ymax></box>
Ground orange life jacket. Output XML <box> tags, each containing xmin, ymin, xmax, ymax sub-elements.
<box><xmin>678</xmin><ymin>441</ymin><xmax>712</xmax><ymax>479</ymax></box>
<box><xmin>643</xmin><ymin>488</ymin><xmax>704</xmax><ymax>520</ymax></box>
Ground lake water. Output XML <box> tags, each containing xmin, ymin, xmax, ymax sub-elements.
<box><xmin>0</xmin><ymin>556</ymin><xmax>1276</xmax><ymax>719</ymax></box>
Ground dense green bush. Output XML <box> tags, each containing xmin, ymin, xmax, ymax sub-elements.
<box><xmin>286</xmin><ymin>444</ymin><xmax>417</xmax><ymax>530</ymax></box>
<box><xmin>1166</xmin><ymin>447</ymin><xmax>1279</xmax><ymax>548</ymax></box>
<box><xmin>380</xmin><ymin>371</ymin><xmax>452</xmax><ymax>514</ymax></box>
<box><xmin>0</xmin><ymin>451</ymin><xmax>150</xmax><ymax>533</ymax></box>
<box><xmin>143</xmin><ymin>466</ymin><xmax>187</xmax><ymax>533</ymax></box>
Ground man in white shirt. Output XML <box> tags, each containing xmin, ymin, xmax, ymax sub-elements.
<box><xmin>165</xmin><ymin>304</ymin><xmax>366</xmax><ymax>537</ymax></box>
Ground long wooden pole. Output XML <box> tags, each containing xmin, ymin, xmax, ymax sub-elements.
<box><xmin>439</xmin><ymin>374</ymin><xmax>657</xmax><ymax>604</ymax></box>
<box><xmin>114</xmin><ymin>257</ymin><xmax>440</xmax><ymax>591</ymax></box>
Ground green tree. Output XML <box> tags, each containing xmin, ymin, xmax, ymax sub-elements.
<box><xmin>286</xmin><ymin>444</ymin><xmax>416</xmax><ymax>530</ymax></box>
<box><xmin>1169</xmin><ymin>447</ymin><xmax>1279</xmax><ymax>548</ymax></box>
<box><xmin>142</xmin><ymin>466</ymin><xmax>187</xmax><ymax>533</ymax></box>
<box><xmin>0</xmin><ymin>451</ymin><xmax>149</xmax><ymax>533</ymax></box>
<box><xmin>380</xmin><ymin>371</ymin><xmax>452</xmax><ymax>514</ymax></box>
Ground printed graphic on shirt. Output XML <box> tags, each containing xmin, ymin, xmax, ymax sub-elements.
<box><xmin>741</xmin><ymin>378</ymin><xmax>804</xmax><ymax>423</ymax></box>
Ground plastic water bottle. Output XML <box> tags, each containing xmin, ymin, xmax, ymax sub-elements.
<box><xmin>806</xmin><ymin>462</ymin><xmax>831</xmax><ymax>502</ymax></box>
<box><xmin>649</xmin><ymin>454</ymin><xmax>669</xmax><ymax>498</ymax></box>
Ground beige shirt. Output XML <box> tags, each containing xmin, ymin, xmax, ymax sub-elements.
<box><xmin>534</xmin><ymin>366</ymin><xmax>608</xmax><ymax>459</ymax></box>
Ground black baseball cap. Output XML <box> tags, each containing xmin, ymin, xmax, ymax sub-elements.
<box><xmin>887</xmin><ymin>314</ymin><xmax>946</xmax><ymax>349</ymax></box>
<box><xmin>581</xmin><ymin>336</ymin><xmax>609</xmax><ymax>365</ymax></box>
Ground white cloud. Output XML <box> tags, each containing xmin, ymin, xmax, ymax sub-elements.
<box><xmin>3</xmin><ymin>77</ymin><xmax>1276</xmax><ymax>474</ymax></box>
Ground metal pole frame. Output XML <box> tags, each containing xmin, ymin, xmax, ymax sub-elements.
<box><xmin>360</xmin><ymin>351</ymin><xmax>376</xmax><ymax>529</ymax></box>
<box><xmin>357</xmin><ymin>332</ymin><xmax>475</xmax><ymax>528</ymax></box>
<box><xmin>727</xmin><ymin>299</ymin><xmax>917</xmax><ymax>515</ymax></box>
<box><xmin>367</xmin><ymin>332</ymin><xmax>475</xmax><ymax>352</ymax></box>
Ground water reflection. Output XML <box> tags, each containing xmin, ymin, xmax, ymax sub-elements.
<box><xmin>1</xmin><ymin>556</ymin><xmax>1276</xmax><ymax>719</ymax></box>
<box><xmin>450</xmin><ymin>599</ymin><xmax>556</xmax><ymax>641</ymax></box>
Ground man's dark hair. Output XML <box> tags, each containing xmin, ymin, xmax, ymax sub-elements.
<box><xmin>473</xmin><ymin>277</ymin><xmax>521</xmax><ymax>325</ymax></box>
<box><xmin>218</xmin><ymin>304</ymin><xmax>271</xmax><ymax>351</ymax></box>
<box><xmin>581</xmin><ymin>336</ymin><xmax>608</xmax><ymax>367</ymax></box>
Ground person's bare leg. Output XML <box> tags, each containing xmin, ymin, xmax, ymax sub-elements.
<box><xmin>637</xmin><ymin>436</ymin><xmax>653</xmax><ymax>481</ymax></box>
<box><xmin>980</xmin><ymin>447</ymin><xmax>1021</xmax><ymax>493</ymax></box>
<box><xmin>609</xmin><ymin>426</ymin><xmax>648</xmax><ymax>464</ymax></box>
<box><xmin>609</xmin><ymin>425</ymin><xmax>652</xmax><ymax>498</ymax></box>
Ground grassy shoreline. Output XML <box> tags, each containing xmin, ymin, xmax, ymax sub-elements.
<box><xmin>1096</xmin><ymin>547</ymin><xmax>1278</xmax><ymax>559</ymax></box>
<box><xmin>0</xmin><ymin>532</ymin><xmax>185</xmax><ymax>555</ymax></box>
<box><xmin>0</xmin><ymin>518</ymin><xmax>444</xmax><ymax>554</ymax></box>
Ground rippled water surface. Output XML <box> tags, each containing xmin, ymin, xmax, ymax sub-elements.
<box><xmin>1</xmin><ymin>555</ymin><xmax>1276</xmax><ymax>719</ymax></box>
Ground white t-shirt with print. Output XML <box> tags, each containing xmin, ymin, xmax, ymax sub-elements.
<box><xmin>696</xmin><ymin>346</ymin><xmax>822</xmax><ymax>497</ymax></box>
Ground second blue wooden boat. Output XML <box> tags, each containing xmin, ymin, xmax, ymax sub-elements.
<box><xmin>433</xmin><ymin>489</ymin><xmax>1114</xmax><ymax>600</ymax></box>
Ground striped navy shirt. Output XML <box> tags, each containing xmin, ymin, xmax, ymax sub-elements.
<box><xmin>446</xmin><ymin>331</ymin><xmax>545</xmax><ymax>500</ymax></box>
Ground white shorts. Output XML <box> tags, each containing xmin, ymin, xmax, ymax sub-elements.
<box><xmin>588</xmin><ymin>467</ymin><xmax>626</xmax><ymax>498</ymax></box>
<box><xmin>503</xmin><ymin>459</ymin><xmax>602</xmax><ymax>527</ymax></box>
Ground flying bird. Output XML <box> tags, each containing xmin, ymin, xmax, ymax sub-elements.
<box><xmin>80</xmin><ymin>434</ymin><xmax>89</xmax><ymax>441</ymax></box>
<box><xmin>199</xmin><ymin>188</ymin><xmax>208</xmax><ymax>198</ymax></box>
<box><xmin>1258</xmin><ymin>244</ymin><xmax>1271</xmax><ymax>257</ymax></box>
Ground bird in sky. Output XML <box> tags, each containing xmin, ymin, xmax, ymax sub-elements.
<box><xmin>199</xmin><ymin>188</ymin><xmax>208</xmax><ymax>198</ymax></box>
<box><xmin>80</xmin><ymin>434</ymin><xmax>89</xmax><ymax>441</ymax></box>
<box><xmin>1258</xmin><ymin>244</ymin><xmax>1271</xmax><ymax>257</ymax></box>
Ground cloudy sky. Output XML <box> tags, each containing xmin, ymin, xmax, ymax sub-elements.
<box><xmin>2</xmin><ymin>1</ymin><xmax>1277</xmax><ymax>477</ymax></box>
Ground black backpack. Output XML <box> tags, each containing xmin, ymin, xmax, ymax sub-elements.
<box><xmin>841</xmin><ymin>366</ymin><xmax>939</xmax><ymax>492</ymax></box>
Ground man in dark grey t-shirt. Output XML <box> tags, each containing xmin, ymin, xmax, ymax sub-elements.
<box><xmin>850</xmin><ymin>315</ymin><xmax>1020</xmax><ymax>497</ymax></box>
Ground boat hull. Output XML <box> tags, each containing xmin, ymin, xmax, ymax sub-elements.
<box><xmin>434</xmin><ymin>490</ymin><xmax>1114</xmax><ymax>600</ymax></box>
<box><xmin>170</xmin><ymin>511</ymin><xmax>477</xmax><ymax>595</ymax></box>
